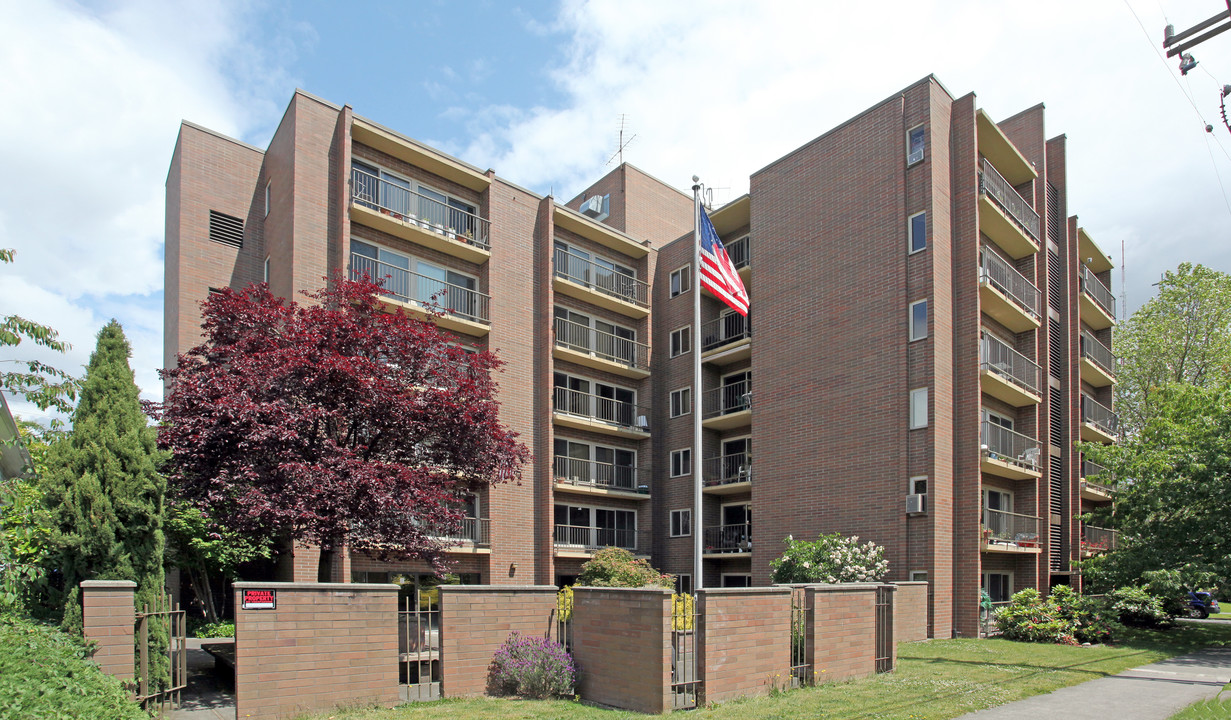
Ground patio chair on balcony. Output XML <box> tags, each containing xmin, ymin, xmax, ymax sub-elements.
<box><xmin>1018</xmin><ymin>447</ymin><xmax>1040</xmax><ymax>469</ymax></box>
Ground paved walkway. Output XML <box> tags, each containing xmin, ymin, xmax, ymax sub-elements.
<box><xmin>956</xmin><ymin>647</ymin><xmax>1231</xmax><ymax>719</ymax></box>
<box><xmin>170</xmin><ymin>638</ymin><xmax>236</xmax><ymax>720</ymax></box>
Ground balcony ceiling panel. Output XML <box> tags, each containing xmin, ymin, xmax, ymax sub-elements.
<box><xmin>352</xmin><ymin>119</ymin><xmax>491</xmax><ymax>192</ymax></box>
<box><xmin>976</xmin><ymin>110</ymin><xmax>1038</xmax><ymax>185</ymax></box>
<box><xmin>709</xmin><ymin>194</ymin><xmax>750</xmax><ymax>237</ymax></box>
<box><xmin>553</xmin><ymin>206</ymin><xmax>649</xmax><ymax>258</ymax></box>
<box><xmin>1078</xmin><ymin>228</ymin><xmax>1114</xmax><ymax>274</ymax></box>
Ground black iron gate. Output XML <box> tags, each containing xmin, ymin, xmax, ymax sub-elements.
<box><xmin>399</xmin><ymin>592</ymin><xmax>441</xmax><ymax>701</ymax></box>
<box><xmin>789</xmin><ymin>587</ymin><xmax>812</xmax><ymax>687</ymax></box>
<box><xmin>671</xmin><ymin>593</ymin><xmax>699</xmax><ymax>709</ymax></box>
<box><xmin>874</xmin><ymin>585</ymin><xmax>894</xmax><ymax>673</ymax></box>
<box><xmin>134</xmin><ymin>593</ymin><xmax>187</xmax><ymax>715</ymax></box>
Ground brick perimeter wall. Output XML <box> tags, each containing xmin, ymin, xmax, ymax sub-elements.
<box><xmin>233</xmin><ymin>582</ymin><xmax>399</xmax><ymax>720</ymax></box>
<box><xmin>809</xmin><ymin>584</ymin><xmax>878</xmax><ymax>682</ymax></box>
<box><xmin>80</xmin><ymin>580</ymin><xmax>136</xmax><ymax>681</ymax></box>
<box><xmin>572</xmin><ymin>587</ymin><xmax>673</xmax><ymax>714</ymax></box>
<box><xmin>893</xmin><ymin>582</ymin><xmax>930</xmax><ymax>642</ymax></box>
<box><xmin>439</xmin><ymin>585</ymin><xmax>560</xmax><ymax>697</ymax></box>
<box><xmin>699</xmin><ymin>587</ymin><xmax>791</xmax><ymax>704</ymax></box>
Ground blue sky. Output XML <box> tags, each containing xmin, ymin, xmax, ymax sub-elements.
<box><xmin>2</xmin><ymin>0</ymin><xmax>1230</xmax><ymax>425</ymax></box>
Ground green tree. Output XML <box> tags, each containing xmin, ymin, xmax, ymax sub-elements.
<box><xmin>0</xmin><ymin>420</ymin><xmax>58</xmax><ymax>613</ymax></box>
<box><xmin>1</xmin><ymin>248</ymin><xmax>79</xmax><ymax>415</ymax></box>
<box><xmin>1114</xmin><ymin>263</ymin><xmax>1231</xmax><ymax>437</ymax></box>
<box><xmin>166</xmin><ymin>504</ymin><xmax>270</xmax><ymax>623</ymax></box>
<box><xmin>575</xmin><ymin>547</ymin><xmax>674</xmax><ymax>588</ymax></box>
<box><xmin>40</xmin><ymin>321</ymin><xmax>167</xmax><ymax>687</ymax></box>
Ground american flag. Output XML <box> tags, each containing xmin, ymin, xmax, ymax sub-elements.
<box><xmin>698</xmin><ymin>209</ymin><xmax>749</xmax><ymax>316</ymax></box>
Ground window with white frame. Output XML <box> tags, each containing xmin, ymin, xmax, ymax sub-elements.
<box><xmin>553</xmin><ymin>503</ymin><xmax>636</xmax><ymax>549</ymax></box>
<box><xmin>350</xmin><ymin>239</ymin><xmax>481</xmax><ymax>320</ymax></box>
<box><xmin>264</xmin><ymin>181</ymin><xmax>271</xmax><ymax>217</ymax></box>
<box><xmin>909</xmin><ymin>475</ymin><xmax>928</xmax><ymax>514</ymax></box>
<box><xmin>909</xmin><ymin>211</ymin><xmax>927</xmax><ymax>254</ymax></box>
<box><xmin>553</xmin><ymin>372</ymin><xmax>638</xmax><ymax>427</ymax></box>
<box><xmin>263</xmin><ymin>256</ymin><xmax>270</xmax><ymax>284</ymax></box>
<box><xmin>982</xmin><ymin>572</ymin><xmax>1013</xmax><ymax>603</ymax></box>
<box><xmin>670</xmin><ymin>448</ymin><xmax>692</xmax><ymax>477</ymax></box>
<box><xmin>352</xmin><ymin>160</ymin><xmax>478</xmax><ymax>238</ymax></box>
<box><xmin>909</xmin><ymin>388</ymin><xmax>928</xmax><ymax>429</ymax></box>
<box><xmin>553</xmin><ymin>438</ymin><xmax>636</xmax><ymax>490</ymax></box>
<box><xmin>983</xmin><ymin>409</ymin><xmax>1014</xmax><ymax>431</ymax></box>
<box><xmin>983</xmin><ymin>487</ymin><xmax>1013</xmax><ymax>513</ymax></box>
<box><xmin>910</xmin><ymin>476</ymin><xmax>928</xmax><ymax>495</ymax></box>
<box><xmin>675</xmin><ymin>574</ymin><xmax>693</xmax><ymax>595</ymax></box>
<box><xmin>669</xmin><ymin>387</ymin><xmax>691</xmax><ymax>418</ymax></box>
<box><xmin>670</xmin><ymin>266</ymin><xmax>691</xmax><ymax>297</ymax></box>
<box><xmin>909</xmin><ymin>299</ymin><xmax>928</xmax><ymax>341</ymax></box>
<box><xmin>670</xmin><ymin>326</ymin><xmax>691</xmax><ymax>357</ymax></box>
<box><xmin>670</xmin><ymin>509</ymin><xmax>692</xmax><ymax>537</ymax></box>
<box><xmin>554</xmin><ymin>240</ymin><xmax>638</xmax><ymax>301</ymax></box>
<box><xmin>910</xmin><ymin>571</ymin><xmax>929</xmax><ymax>582</ymax></box>
<box><xmin>554</xmin><ymin>306</ymin><xmax>637</xmax><ymax>365</ymax></box>
<box><xmin>907</xmin><ymin>125</ymin><xmax>925</xmax><ymax>165</ymax></box>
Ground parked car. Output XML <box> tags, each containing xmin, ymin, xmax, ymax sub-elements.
<box><xmin>1187</xmin><ymin>590</ymin><xmax>1221</xmax><ymax>619</ymax></box>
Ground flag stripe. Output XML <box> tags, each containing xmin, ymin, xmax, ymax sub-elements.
<box><xmin>698</xmin><ymin>209</ymin><xmax>749</xmax><ymax>316</ymax></box>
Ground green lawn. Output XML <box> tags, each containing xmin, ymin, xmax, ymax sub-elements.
<box><xmin>297</xmin><ymin>624</ymin><xmax>1231</xmax><ymax>720</ymax></box>
<box><xmin>1167</xmin><ymin>684</ymin><xmax>1231</xmax><ymax>719</ymax></box>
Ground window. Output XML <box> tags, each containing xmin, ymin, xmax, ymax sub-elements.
<box><xmin>554</xmin><ymin>372</ymin><xmax>639</xmax><ymax>428</ymax></box>
<box><xmin>908</xmin><ymin>125</ymin><xmax>925</xmax><ymax>165</ymax></box>
<box><xmin>910</xmin><ymin>476</ymin><xmax>928</xmax><ymax>495</ymax></box>
<box><xmin>553</xmin><ymin>439</ymin><xmax>636</xmax><ymax>490</ymax></box>
<box><xmin>554</xmin><ymin>240</ymin><xmax>638</xmax><ymax>301</ymax></box>
<box><xmin>910</xmin><ymin>388</ymin><xmax>928</xmax><ymax>429</ymax></box>
<box><xmin>670</xmin><ymin>387</ymin><xmax>691</xmax><ymax>418</ymax></box>
<box><xmin>720</xmin><ymin>371</ymin><xmax>752</xmax><ymax>414</ymax></box>
<box><xmin>554</xmin><ymin>307</ymin><xmax>638</xmax><ymax>365</ymax></box>
<box><xmin>983</xmin><ymin>409</ymin><xmax>1014</xmax><ymax>431</ymax></box>
<box><xmin>908</xmin><ymin>475</ymin><xmax>928</xmax><ymax>514</ymax></box>
<box><xmin>350</xmin><ymin>239</ymin><xmax>481</xmax><ymax>321</ymax></box>
<box><xmin>910</xmin><ymin>571</ymin><xmax>929</xmax><ymax>582</ymax></box>
<box><xmin>721</xmin><ymin>574</ymin><xmax>752</xmax><ymax>588</ymax></box>
<box><xmin>670</xmin><ymin>326</ymin><xmax>691</xmax><ymax>357</ymax></box>
<box><xmin>670</xmin><ymin>509</ymin><xmax>692</xmax><ymax>537</ymax></box>
<box><xmin>263</xmin><ymin>256</ymin><xmax>270</xmax><ymax>283</ymax></box>
<box><xmin>909</xmin><ymin>211</ymin><xmax>927</xmax><ymax>254</ymax></box>
<box><xmin>352</xmin><ymin>160</ymin><xmax>479</xmax><ymax>240</ymax></box>
<box><xmin>675</xmin><ymin>574</ymin><xmax>693</xmax><ymax>595</ymax></box>
<box><xmin>982</xmin><ymin>572</ymin><xmax>1013</xmax><ymax>603</ymax></box>
<box><xmin>264</xmin><ymin>181</ymin><xmax>271</xmax><ymax>217</ymax></box>
<box><xmin>670</xmin><ymin>266</ymin><xmax>691</xmax><ymax>297</ymax></box>
<box><xmin>670</xmin><ymin>448</ymin><xmax>692</xmax><ymax>477</ymax></box>
<box><xmin>909</xmin><ymin>300</ymin><xmax>928</xmax><ymax>341</ymax></box>
<box><xmin>984</xmin><ymin>488</ymin><xmax>1013</xmax><ymax>513</ymax></box>
<box><xmin>554</xmin><ymin>504</ymin><xmax>636</xmax><ymax>549</ymax></box>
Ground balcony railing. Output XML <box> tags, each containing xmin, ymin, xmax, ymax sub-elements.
<box><xmin>981</xmin><ymin>334</ymin><xmax>1040</xmax><ymax>396</ymax></box>
<box><xmin>554</xmin><ymin>524</ymin><xmax>635</xmax><ymax>550</ymax></box>
<box><xmin>1081</xmin><ymin>479</ymin><xmax>1114</xmax><ymax>497</ymax></box>
<box><xmin>1080</xmin><ymin>267</ymin><xmax>1117</xmax><ymax>321</ymax></box>
<box><xmin>553</xmin><ymin>387</ymin><xmax>650</xmax><ymax>432</ymax></box>
<box><xmin>701</xmin><ymin>314</ymin><xmax>751</xmax><ymax>353</ymax></box>
<box><xmin>979</xmin><ymin>249</ymin><xmax>1041</xmax><ymax>321</ymax></box>
<box><xmin>1080</xmin><ymin>331</ymin><xmax>1117</xmax><ymax>377</ymax></box>
<box><xmin>554</xmin><ymin>317</ymin><xmax>649</xmax><ymax>369</ymax></box>
<box><xmin>434</xmin><ymin>517</ymin><xmax>490</xmax><ymax>545</ymax></box>
<box><xmin>553</xmin><ymin>247</ymin><xmax>649</xmax><ymax>308</ymax></box>
<box><xmin>1081</xmin><ymin>394</ymin><xmax>1119</xmax><ymax>437</ymax></box>
<box><xmin>351</xmin><ymin>168</ymin><xmax>490</xmax><ymax>250</ymax></box>
<box><xmin>1082</xmin><ymin>525</ymin><xmax>1119</xmax><ymax>553</ymax></box>
<box><xmin>553</xmin><ymin>455</ymin><xmax>643</xmax><ymax>493</ymax></box>
<box><xmin>979</xmin><ymin>158</ymin><xmax>1040</xmax><ymax>240</ymax></box>
<box><xmin>704</xmin><ymin>523</ymin><xmax>752</xmax><ymax>553</ymax></box>
<box><xmin>981</xmin><ymin>421</ymin><xmax>1041</xmax><ymax>471</ymax></box>
<box><xmin>726</xmin><ymin>235</ymin><xmax>750</xmax><ymax>270</ymax></box>
<box><xmin>982</xmin><ymin>508</ymin><xmax>1041</xmax><ymax>547</ymax></box>
<box><xmin>703</xmin><ymin>452</ymin><xmax>751</xmax><ymax>487</ymax></box>
<box><xmin>1082</xmin><ymin>460</ymin><xmax>1111</xmax><ymax>482</ymax></box>
<box><xmin>703</xmin><ymin>380</ymin><xmax>751</xmax><ymax>420</ymax></box>
<box><xmin>350</xmin><ymin>254</ymin><xmax>490</xmax><ymax>325</ymax></box>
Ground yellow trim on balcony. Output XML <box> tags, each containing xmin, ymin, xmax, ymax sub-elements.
<box><xmin>701</xmin><ymin>337</ymin><xmax>751</xmax><ymax>366</ymax></box>
<box><xmin>553</xmin><ymin>205</ymin><xmax>649</xmax><ymax>259</ymax></box>
<box><xmin>1079</xmin><ymin>481</ymin><xmax>1112</xmax><ymax>502</ymax></box>
<box><xmin>349</xmin><ymin>203</ymin><xmax>490</xmax><ymax>264</ymax></box>
<box><xmin>976</xmin><ymin>110</ymin><xmax>1037</xmax><ymax>185</ymax></box>
<box><xmin>352</xmin><ymin>119</ymin><xmax>491</xmax><ymax>192</ymax></box>
<box><xmin>1081</xmin><ymin>421</ymin><xmax>1116</xmax><ymax>444</ymax></box>
<box><xmin>981</xmin><ymin>541</ymin><xmax>1042</xmax><ymax>554</ymax></box>
<box><xmin>552</xmin><ymin>480</ymin><xmax>651</xmax><ymax>501</ymax></box>
<box><xmin>1080</xmin><ymin>355</ymin><xmax>1115</xmax><ymax>388</ymax></box>
<box><xmin>979</xmin><ymin>194</ymin><xmax>1040</xmax><ymax>259</ymax></box>
<box><xmin>980</xmin><ymin>455</ymin><xmax>1042</xmax><ymax>481</ymax></box>
<box><xmin>552</xmin><ymin>411</ymin><xmax>650</xmax><ymax>440</ymax></box>
<box><xmin>703</xmin><ymin>549</ymin><xmax>752</xmax><ymax>559</ymax></box>
<box><xmin>374</xmin><ymin>297</ymin><xmax>489</xmax><ymax>337</ymax></box>
<box><xmin>1080</xmin><ymin>292</ymin><xmax>1115</xmax><ymax>331</ymax></box>
<box><xmin>709</xmin><ymin>194</ymin><xmax>750</xmax><ymax>236</ymax></box>
<box><xmin>702</xmin><ymin>409</ymin><xmax>751</xmax><ymax>431</ymax></box>
<box><xmin>554</xmin><ymin>546</ymin><xmax>649</xmax><ymax>560</ymax></box>
<box><xmin>552</xmin><ymin>276</ymin><xmax>650</xmax><ymax>319</ymax></box>
<box><xmin>979</xmin><ymin>280</ymin><xmax>1041</xmax><ymax>333</ymax></box>
<box><xmin>1078</xmin><ymin>228</ymin><xmax>1114</xmax><ymax>274</ymax></box>
<box><xmin>444</xmin><ymin>545</ymin><xmax>492</xmax><ymax>555</ymax></box>
<box><xmin>980</xmin><ymin>369</ymin><xmax>1041</xmax><ymax>407</ymax></box>
<box><xmin>702</xmin><ymin>480</ymin><xmax>751</xmax><ymax>496</ymax></box>
<box><xmin>552</xmin><ymin>345</ymin><xmax>651</xmax><ymax>380</ymax></box>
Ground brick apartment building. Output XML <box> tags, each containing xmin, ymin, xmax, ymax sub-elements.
<box><xmin>165</xmin><ymin>75</ymin><xmax>1117</xmax><ymax>637</ymax></box>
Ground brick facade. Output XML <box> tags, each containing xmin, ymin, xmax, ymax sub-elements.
<box><xmin>893</xmin><ymin>581</ymin><xmax>930</xmax><ymax>643</ymax></box>
<box><xmin>438</xmin><ymin>585</ymin><xmax>561</xmax><ymax>697</ymax></box>
<box><xmin>807</xmin><ymin>584</ymin><xmax>879</xmax><ymax>682</ymax></box>
<box><xmin>697</xmin><ymin>587</ymin><xmax>791</xmax><ymax>703</ymax></box>
<box><xmin>80</xmin><ymin>580</ymin><xmax>137</xmax><ymax>681</ymax></box>
<box><xmin>571</xmin><ymin>587</ymin><xmax>674</xmax><ymax>714</ymax></box>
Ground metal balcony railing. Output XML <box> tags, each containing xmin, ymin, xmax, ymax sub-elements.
<box><xmin>351</xmin><ymin>168</ymin><xmax>490</xmax><ymax>250</ymax></box>
<box><xmin>1080</xmin><ymin>267</ymin><xmax>1117</xmax><ymax>320</ymax></box>
<box><xmin>1082</xmin><ymin>460</ymin><xmax>1111</xmax><ymax>482</ymax></box>
<box><xmin>703</xmin><ymin>452</ymin><xmax>751</xmax><ymax>487</ymax></box>
<box><xmin>979</xmin><ymin>158</ymin><xmax>1040</xmax><ymax>240</ymax></box>
<box><xmin>704</xmin><ymin>523</ymin><xmax>752</xmax><ymax>553</ymax></box>
<box><xmin>1082</xmin><ymin>525</ymin><xmax>1119</xmax><ymax>553</ymax></box>
<box><xmin>1081</xmin><ymin>394</ymin><xmax>1119</xmax><ymax>437</ymax></box>
<box><xmin>981</xmin><ymin>421</ymin><xmax>1042</xmax><ymax>471</ymax></box>
<box><xmin>554</xmin><ymin>524</ymin><xmax>636</xmax><ymax>550</ymax></box>
<box><xmin>553</xmin><ymin>455</ymin><xmax>643</xmax><ymax>493</ymax></box>
<box><xmin>979</xmin><ymin>249</ymin><xmax>1041</xmax><ymax>321</ymax></box>
<box><xmin>554</xmin><ymin>317</ymin><xmax>649</xmax><ymax>369</ymax></box>
<box><xmin>1080</xmin><ymin>331</ymin><xmax>1117</xmax><ymax>377</ymax></box>
<box><xmin>1081</xmin><ymin>479</ymin><xmax>1114</xmax><ymax>497</ymax></box>
<box><xmin>982</xmin><ymin>508</ymin><xmax>1041</xmax><ymax>547</ymax></box>
<box><xmin>981</xmin><ymin>334</ymin><xmax>1040</xmax><ymax>396</ymax></box>
<box><xmin>350</xmin><ymin>253</ymin><xmax>490</xmax><ymax>324</ymax></box>
<box><xmin>553</xmin><ymin>247</ymin><xmax>649</xmax><ymax>308</ymax></box>
<box><xmin>435</xmin><ymin>517</ymin><xmax>490</xmax><ymax>545</ymax></box>
<box><xmin>553</xmin><ymin>387</ymin><xmax>650</xmax><ymax>432</ymax></box>
<box><xmin>726</xmin><ymin>235</ymin><xmax>750</xmax><ymax>270</ymax></box>
<box><xmin>701</xmin><ymin>314</ymin><xmax>751</xmax><ymax>353</ymax></box>
<box><xmin>703</xmin><ymin>380</ymin><xmax>751</xmax><ymax>420</ymax></box>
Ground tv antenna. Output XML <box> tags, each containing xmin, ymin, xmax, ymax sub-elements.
<box><xmin>607</xmin><ymin>114</ymin><xmax>637</xmax><ymax>166</ymax></box>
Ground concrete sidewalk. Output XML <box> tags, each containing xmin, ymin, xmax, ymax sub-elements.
<box><xmin>170</xmin><ymin>638</ymin><xmax>236</xmax><ymax>720</ymax></box>
<box><xmin>957</xmin><ymin>647</ymin><xmax>1231</xmax><ymax>719</ymax></box>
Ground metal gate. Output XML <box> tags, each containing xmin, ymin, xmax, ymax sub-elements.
<box><xmin>874</xmin><ymin>586</ymin><xmax>894</xmax><ymax>673</ymax></box>
<box><xmin>670</xmin><ymin>593</ymin><xmax>699</xmax><ymax>709</ymax></box>
<box><xmin>134</xmin><ymin>593</ymin><xmax>187</xmax><ymax>715</ymax></box>
<box><xmin>399</xmin><ymin>592</ymin><xmax>441</xmax><ymax>701</ymax></box>
<box><xmin>789</xmin><ymin>587</ymin><xmax>812</xmax><ymax>687</ymax></box>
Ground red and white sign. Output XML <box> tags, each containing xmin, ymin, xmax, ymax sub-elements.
<box><xmin>242</xmin><ymin>589</ymin><xmax>276</xmax><ymax>610</ymax></box>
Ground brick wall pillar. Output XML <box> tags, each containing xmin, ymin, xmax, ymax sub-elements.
<box><xmin>438</xmin><ymin>585</ymin><xmax>560</xmax><ymax>697</ymax></box>
<box><xmin>80</xmin><ymin>580</ymin><xmax>136</xmax><ymax>681</ymax></box>
<box><xmin>572</xmin><ymin>587</ymin><xmax>673</xmax><ymax>714</ymax></box>
<box><xmin>807</xmin><ymin>584</ymin><xmax>878</xmax><ymax>683</ymax></box>
<box><xmin>698</xmin><ymin>587</ymin><xmax>792</xmax><ymax>704</ymax></box>
<box><xmin>893</xmin><ymin>582</ymin><xmax>930</xmax><ymax>642</ymax></box>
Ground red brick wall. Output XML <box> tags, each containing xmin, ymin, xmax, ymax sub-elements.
<box><xmin>572</xmin><ymin>587</ymin><xmax>673</xmax><ymax>713</ymax></box>
<box><xmin>698</xmin><ymin>587</ymin><xmax>791</xmax><ymax>703</ymax></box>
<box><xmin>438</xmin><ymin>585</ymin><xmax>560</xmax><ymax>697</ymax></box>
<box><xmin>893</xmin><ymin>582</ymin><xmax>930</xmax><ymax>642</ymax></box>
<box><xmin>233</xmin><ymin>582</ymin><xmax>399</xmax><ymax>720</ymax></box>
<box><xmin>808</xmin><ymin>584</ymin><xmax>877</xmax><ymax>682</ymax></box>
<box><xmin>80</xmin><ymin>580</ymin><xmax>136</xmax><ymax>681</ymax></box>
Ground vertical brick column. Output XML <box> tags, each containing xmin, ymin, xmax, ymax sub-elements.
<box><xmin>572</xmin><ymin>587</ymin><xmax>673</xmax><ymax>714</ymax></box>
<box><xmin>807</xmin><ymin>584</ymin><xmax>878</xmax><ymax>682</ymax></box>
<box><xmin>438</xmin><ymin>585</ymin><xmax>560</xmax><ymax>697</ymax></box>
<box><xmin>80</xmin><ymin>580</ymin><xmax>136</xmax><ymax>681</ymax></box>
<box><xmin>697</xmin><ymin>587</ymin><xmax>792</xmax><ymax>704</ymax></box>
<box><xmin>893</xmin><ymin>582</ymin><xmax>930</xmax><ymax>642</ymax></box>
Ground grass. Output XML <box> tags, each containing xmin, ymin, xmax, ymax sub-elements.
<box><xmin>295</xmin><ymin>623</ymin><xmax>1231</xmax><ymax>720</ymax></box>
<box><xmin>1167</xmin><ymin>684</ymin><xmax>1231</xmax><ymax>719</ymax></box>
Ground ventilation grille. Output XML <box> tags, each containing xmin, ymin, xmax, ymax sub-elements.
<box><xmin>1049</xmin><ymin>322</ymin><xmax>1063</xmax><ymax>380</ymax></box>
<box><xmin>1047</xmin><ymin>182</ymin><xmax>1061</xmax><ymax>245</ymax></box>
<box><xmin>1050</xmin><ymin>386</ymin><xmax>1063</xmax><ymax>447</ymax></box>
<box><xmin>1049</xmin><ymin>523</ymin><xmax>1063</xmax><ymax>571</ymax></box>
<box><xmin>209</xmin><ymin>210</ymin><xmax>244</xmax><ymax>248</ymax></box>
<box><xmin>1048</xmin><ymin>250</ymin><xmax>1062</xmax><ymax>311</ymax></box>
<box><xmin>1049</xmin><ymin>454</ymin><xmax>1063</xmax><ymax>571</ymax></box>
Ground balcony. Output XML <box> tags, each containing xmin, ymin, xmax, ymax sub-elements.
<box><xmin>552</xmin><ymin>387</ymin><xmax>650</xmax><ymax>439</ymax></box>
<box><xmin>982</xmin><ymin>509</ymin><xmax>1042</xmax><ymax>554</ymax></box>
<box><xmin>552</xmin><ymin>456</ymin><xmax>648</xmax><ymax>499</ymax></box>
<box><xmin>702</xmin><ymin>452</ymin><xmax>751</xmax><ymax>495</ymax></box>
<box><xmin>349</xmin><ymin>168</ymin><xmax>491</xmax><ymax>264</ymax></box>
<box><xmin>1080</xmin><ymin>267</ymin><xmax>1116</xmax><ymax>330</ymax></box>
<box><xmin>1078</xmin><ymin>227</ymin><xmax>1114</xmax><ymax>274</ymax></box>
<box><xmin>979</xmin><ymin>249</ymin><xmax>1041</xmax><ymax>332</ymax></box>
<box><xmin>980</xmin><ymin>334</ymin><xmax>1041</xmax><ymax>406</ymax></box>
<box><xmin>1080</xmin><ymin>331</ymin><xmax>1117</xmax><ymax>387</ymax></box>
<box><xmin>980</xmin><ymin>421</ymin><xmax>1042</xmax><ymax>480</ymax></box>
<box><xmin>553</xmin><ymin>247</ymin><xmax>650</xmax><ymax>319</ymax></box>
<box><xmin>1080</xmin><ymin>478</ymin><xmax>1113</xmax><ymax>502</ymax></box>
<box><xmin>1081</xmin><ymin>525</ymin><xmax>1119</xmax><ymax>556</ymax></box>
<box><xmin>553</xmin><ymin>318</ymin><xmax>650</xmax><ymax>379</ymax></box>
<box><xmin>553</xmin><ymin>525</ymin><xmax>636</xmax><ymax>556</ymax></box>
<box><xmin>1081</xmin><ymin>395</ymin><xmax>1118</xmax><ymax>443</ymax></box>
<box><xmin>350</xmin><ymin>253</ymin><xmax>490</xmax><ymax>336</ymax></box>
<box><xmin>978</xmin><ymin>158</ymin><xmax>1040</xmax><ymax>259</ymax></box>
<box><xmin>700</xmin><ymin>314</ymin><xmax>751</xmax><ymax>366</ymax></box>
<box><xmin>702</xmin><ymin>380</ymin><xmax>751</xmax><ymax>430</ymax></box>
<box><xmin>553</xmin><ymin>204</ymin><xmax>649</xmax><ymax>258</ymax></box>
<box><xmin>434</xmin><ymin>517</ymin><xmax>491</xmax><ymax>554</ymax></box>
<box><xmin>703</xmin><ymin>523</ymin><xmax>752</xmax><ymax>556</ymax></box>
<box><xmin>726</xmin><ymin>235</ymin><xmax>751</xmax><ymax>283</ymax></box>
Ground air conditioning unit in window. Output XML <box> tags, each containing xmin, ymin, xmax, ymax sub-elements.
<box><xmin>906</xmin><ymin>493</ymin><xmax>927</xmax><ymax>515</ymax></box>
<box><xmin>580</xmin><ymin>194</ymin><xmax>610</xmax><ymax>223</ymax></box>
<box><xmin>908</xmin><ymin>148</ymin><xmax>924</xmax><ymax>165</ymax></box>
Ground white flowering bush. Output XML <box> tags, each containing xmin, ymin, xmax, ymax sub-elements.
<box><xmin>769</xmin><ymin>532</ymin><xmax>889</xmax><ymax>584</ymax></box>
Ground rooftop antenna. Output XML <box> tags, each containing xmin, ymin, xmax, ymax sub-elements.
<box><xmin>606</xmin><ymin>114</ymin><xmax>637</xmax><ymax>166</ymax></box>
